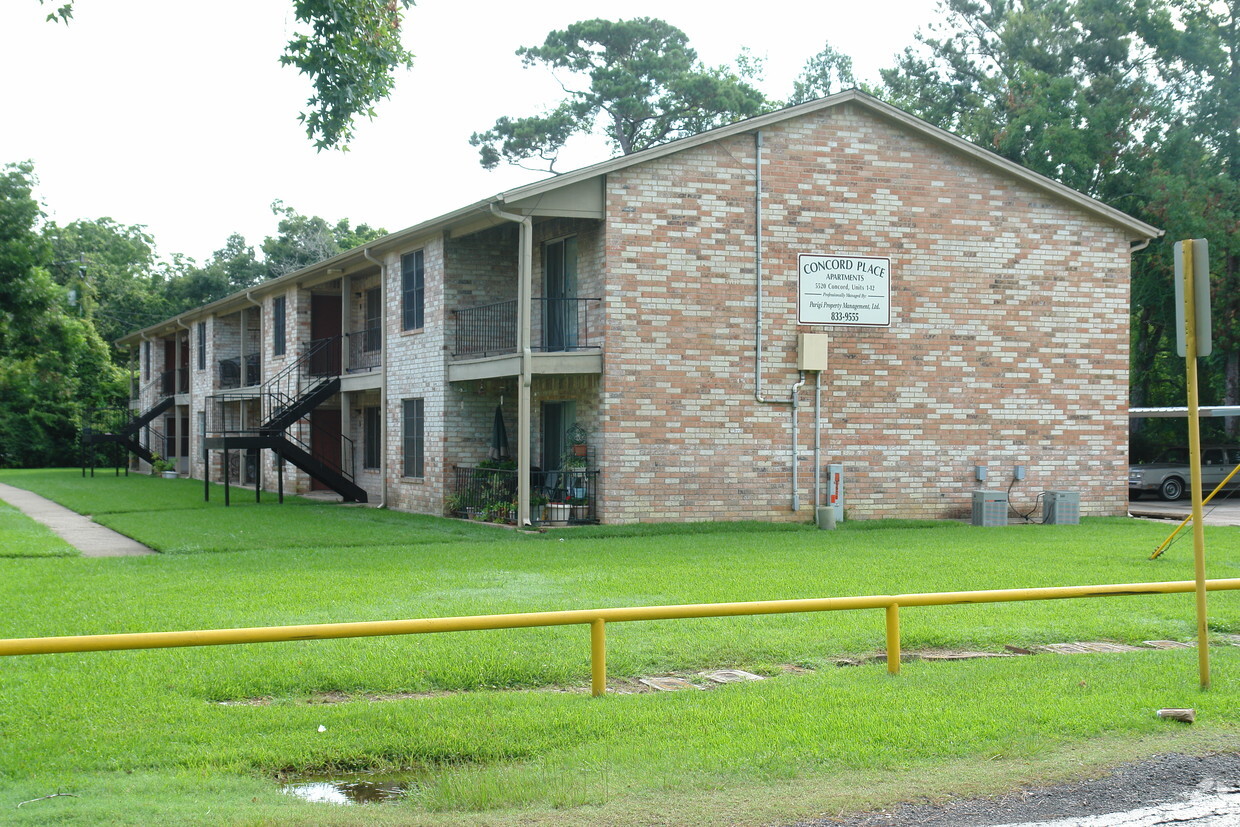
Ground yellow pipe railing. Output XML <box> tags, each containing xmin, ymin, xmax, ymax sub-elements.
<box><xmin>3</xmin><ymin>578</ymin><xmax>1239</xmax><ymax>696</ymax></box>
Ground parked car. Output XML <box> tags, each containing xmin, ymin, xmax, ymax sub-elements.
<box><xmin>1129</xmin><ymin>446</ymin><xmax>1240</xmax><ymax>501</ymax></box>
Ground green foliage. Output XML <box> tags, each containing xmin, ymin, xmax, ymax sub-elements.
<box><xmin>0</xmin><ymin>165</ymin><xmax>125</xmax><ymax>468</ymax></box>
<box><xmin>281</xmin><ymin>0</ymin><xmax>417</xmax><ymax>150</ymax></box>
<box><xmin>471</xmin><ymin>18</ymin><xmax>771</xmax><ymax>172</ymax></box>
<box><xmin>42</xmin><ymin>216</ymin><xmax>166</xmax><ymax>348</ymax></box>
<box><xmin>875</xmin><ymin>0</ymin><xmax>1240</xmax><ymax>452</ymax></box>
<box><xmin>880</xmin><ymin>0</ymin><xmax>1162</xmax><ymax>197</ymax></box>
<box><xmin>261</xmin><ymin>199</ymin><xmax>386</xmax><ymax>277</ymax></box>
<box><xmin>789</xmin><ymin>41</ymin><xmax>856</xmax><ymax>105</ymax></box>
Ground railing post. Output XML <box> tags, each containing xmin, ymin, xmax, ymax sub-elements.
<box><xmin>591</xmin><ymin>618</ymin><xmax>606</xmax><ymax>697</ymax></box>
<box><xmin>886</xmin><ymin>604</ymin><xmax>900</xmax><ymax>675</ymax></box>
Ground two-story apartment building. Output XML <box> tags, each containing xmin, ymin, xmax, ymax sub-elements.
<box><xmin>111</xmin><ymin>90</ymin><xmax>1160</xmax><ymax>524</ymax></box>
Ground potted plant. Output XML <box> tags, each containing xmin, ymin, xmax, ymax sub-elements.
<box><xmin>150</xmin><ymin>454</ymin><xmax>176</xmax><ymax>478</ymax></box>
<box><xmin>530</xmin><ymin>493</ymin><xmax>549</xmax><ymax>522</ymax></box>
<box><xmin>546</xmin><ymin>500</ymin><xmax>571</xmax><ymax>522</ymax></box>
<box><xmin>568</xmin><ymin>496</ymin><xmax>590</xmax><ymax>521</ymax></box>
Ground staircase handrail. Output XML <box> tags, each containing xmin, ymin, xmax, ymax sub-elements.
<box><xmin>260</xmin><ymin>335</ymin><xmax>342</xmax><ymax>426</ymax></box>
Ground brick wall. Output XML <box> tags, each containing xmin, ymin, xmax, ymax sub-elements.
<box><xmin>601</xmin><ymin>102</ymin><xmax>1131</xmax><ymax>522</ymax></box>
<box><xmin>384</xmin><ymin>235</ymin><xmax>447</xmax><ymax>513</ymax></box>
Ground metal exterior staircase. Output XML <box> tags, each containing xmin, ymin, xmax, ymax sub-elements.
<box><xmin>83</xmin><ymin>396</ymin><xmax>175</xmax><ymax>465</ymax></box>
<box><xmin>206</xmin><ymin>335</ymin><xmax>367</xmax><ymax>503</ymax></box>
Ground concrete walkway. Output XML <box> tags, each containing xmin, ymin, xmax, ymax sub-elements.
<box><xmin>0</xmin><ymin>482</ymin><xmax>154</xmax><ymax>557</ymax></box>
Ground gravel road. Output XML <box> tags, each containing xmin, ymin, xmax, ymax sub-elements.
<box><xmin>797</xmin><ymin>752</ymin><xmax>1240</xmax><ymax>826</ymax></box>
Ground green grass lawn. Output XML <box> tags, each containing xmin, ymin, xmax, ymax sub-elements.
<box><xmin>1</xmin><ymin>468</ymin><xmax>1238</xmax><ymax>825</ymax></box>
<box><xmin>0</xmin><ymin>499</ymin><xmax>77</xmax><ymax>559</ymax></box>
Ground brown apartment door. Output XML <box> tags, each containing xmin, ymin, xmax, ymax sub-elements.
<box><xmin>162</xmin><ymin>339</ymin><xmax>176</xmax><ymax>395</ymax></box>
<box><xmin>310</xmin><ymin>408</ymin><xmax>342</xmax><ymax>490</ymax></box>
<box><xmin>177</xmin><ymin>333</ymin><xmax>189</xmax><ymax>393</ymax></box>
<box><xmin>310</xmin><ymin>294</ymin><xmax>342</xmax><ymax>376</ymax></box>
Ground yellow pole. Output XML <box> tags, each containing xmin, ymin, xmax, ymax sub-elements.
<box><xmin>885</xmin><ymin>604</ymin><xmax>900</xmax><ymax>675</ymax></box>
<box><xmin>1183</xmin><ymin>239</ymin><xmax>1210</xmax><ymax>689</ymax></box>
<box><xmin>590</xmin><ymin>618</ymin><xmax>606</xmax><ymax>697</ymax></box>
<box><xmin>1150</xmin><ymin>462</ymin><xmax>1240</xmax><ymax>559</ymax></box>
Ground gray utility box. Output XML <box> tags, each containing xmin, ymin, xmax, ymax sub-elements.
<box><xmin>1043</xmin><ymin>490</ymin><xmax>1080</xmax><ymax>525</ymax></box>
<box><xmin>972</xmin><ymin>490</ymin><xmax>1009</xmax><ymax>527</ymax></box>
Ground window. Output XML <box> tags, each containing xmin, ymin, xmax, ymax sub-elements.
<box><xmin>142</xmin><ymin>340</ymin><xmax>150</xmax><ymax>378</ymax></box>
<box><xmin>272</xmin><ymin>296</ymin><xmax>286</xmax><ymax>356</ymax></box>
<box><xmin>543</xmin><ymin>237</ymin><xmax>579</xmax><ymax>350</ymax></box>
<box><xmin>542</xmin><ymin>401</ymin><xmax>577</xmax><ymax>471</ymax></box>
<box><xmin>401</xmin><ymin>250</ymin><xmax>424</xmax><ymax>331</ymax></box>
<box><xmin>363</xmin><ymin>406</ymin><xmax>381</xmax><ymax>469</ymax></box>
<box><xmin>196</xmin><ymin>322</ymin><xmax>206</xmax><ymax>370</ymax></box>
<box><xmin>402</xmin><ymin>398</ymin><xmax>424</xmax><ymax>477</ymax></box>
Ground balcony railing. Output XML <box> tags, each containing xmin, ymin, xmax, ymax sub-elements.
<box><xmin>159</xmin><ymin>369</ymin><xmax>189</xmax><ymax>396</ymax></box>
<box><xmin>217</xmin><ymin>353</ymin><xmax>261</xmax><ymax>389</ymax></box>
<box><xmin>448</xmin><ymin>466</ymin><xmax>599</xmax><ymax>524</ymax></box>
<box><xmin>346</xmin><ymin>328</ymin><xmax>381</xmax><ymax>373</ymax></box>
<box><xmin>307</xmin><ymin>337</ymin><xmax>342</xmax><ymax>379</ymax></box>
<box><xmin>451</xmin><ymin>298</ymin><xmax>600</xmax><ymax>359</ymax></box>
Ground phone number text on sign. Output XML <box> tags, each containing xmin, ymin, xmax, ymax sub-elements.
<box><xmin>797</xmin><ymin>254</ymin><xmax>891</xmax><ymax>327</ymax></box>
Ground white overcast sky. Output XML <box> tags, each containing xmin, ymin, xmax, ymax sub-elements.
<box><xmin>0</xmin><ymin>0</ymin><xmax>940</xmax><ymax>263</ymax></box>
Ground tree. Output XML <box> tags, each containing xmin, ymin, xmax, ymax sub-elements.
<box><xmin>874</xmin><ymin>0</ymin><xmax>1211</xmax><ymax>452</ymax></box>
<box><xmin>0</xmin><ymin>162</ymin><xmax>124</xmax><ymax>468</ymax></box>
<box><xmin>470</xmin><ymin>18</ymin><xmax>770</xmax><ymax>173</ymax></box>
<box><xmin>261</xmin><ymin>200</ymin><xmax>386</xmax><ymax>277</ymax></box>
<box><xmin>879</xmin><ymin>0</ymin><xmax>1164</xmax><ymax>198</ymax></box>
<box><xmin>43</xmin><ymin>217</ymin><xmax>167</xmax><ymax>351</ymax></box>
<box><xmin>789</xmin><ymin>42</ymin><xmax>856</xmax><ymax>105</ymax></box>
<box><xmin>38</xmin><ymin>0</ymin><xmax>415</xmax><ymax>151</ymax></box>
<box><xmin>1150</xmin><ymin>0</ymin><xmax>1240</xmax><ymax>434</ymax></box>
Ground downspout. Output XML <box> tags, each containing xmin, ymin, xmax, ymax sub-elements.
<box><xmin>753</xmin><ymin>129</ymin><xmax>803</xmax><ymax>512</ymax></box>
<box><xmin>814</xmin><ymin>370</ymin><xmax>822</xmax><ymax>510</ymax></box>
<box><xmin>363</xmin><ymin>247</ymin><xmax>387</xmax><ymax>509</ymax></box>
<box><xmin>490</xmin><ymin>204</ymin><xmax>534</xmax><ymax>526</ymax></box>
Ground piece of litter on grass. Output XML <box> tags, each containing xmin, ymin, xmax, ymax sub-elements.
<box><xmin>1156</xmin><ymin>707</ymin><xmax>1195</xmax><ymax>723</ymax></box>
<box><xmin>318</xmin><ymin>725</ymin><xmax>327</xmax><ymax>732</ymax></box>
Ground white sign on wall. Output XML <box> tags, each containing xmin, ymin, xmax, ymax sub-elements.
<box><xmin>797</xmin><ymin>254</ymin><xmax>891</xmax><ymax>327</ymax></box>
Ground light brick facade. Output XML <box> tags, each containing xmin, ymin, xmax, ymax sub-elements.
<box><xmin>118</xmin><ymin>92</ymin><xmax>1157</xmax><ymax>523</ymax></box>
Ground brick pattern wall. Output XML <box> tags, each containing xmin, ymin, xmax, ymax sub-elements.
<box><xmin>601</xmin><ymin>103</ymin><xmax>1131</xmax><ymax>522</ymax></box>
<box><xmin>384</xmin><ymin>236</ymin><xmax>447</xmax><ymax>513</ymax></box>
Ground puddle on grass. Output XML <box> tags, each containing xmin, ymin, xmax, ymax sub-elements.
<box><xmin>281</xmin><ymin>771</ymin><xmax>426</xmax><ymax>805</ymax></box>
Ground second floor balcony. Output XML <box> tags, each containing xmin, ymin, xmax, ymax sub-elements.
<box><xmin>218</xmin><ymin>353</ymin><xmax>261</xmax><ymax>390</ymax></box>
<box><xmin>449</xmin><ymin>297</ymin><xmax>602</xmax><ymax>382</ymax></box>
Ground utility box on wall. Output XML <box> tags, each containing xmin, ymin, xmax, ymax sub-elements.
<box><xmin>1043</xmin><ymin>491</ymin><xmax>1080</xmax><ymax>525</ymax></box>
<box><xmin>797</xmin><ymin>333</ymin><xmax>829</xmax><ymax>371</ymax></box>
<box><xmin>971</xmin><ymin>490</ymin><xmax>1008</xmax><ymax>527</ymax></box>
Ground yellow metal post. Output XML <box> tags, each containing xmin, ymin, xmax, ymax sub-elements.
<box><xmin>885</xmin><ymin>604</ymin><xmax>900</xmax><ymax>675</ymax></box>
<box><xmin>1183</xmin><ymin>239</ymin><xmax>1210</xmax><ymax>689</ymax></box>
<box><xmin>591</xmin><ymin>618</ymin><xmax>606</xmax><ymax>697</ymax></box>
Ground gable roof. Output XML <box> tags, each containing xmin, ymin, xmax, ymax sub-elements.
<box><xmin>497</xmin><ymin>88</ymin><xmax>1161</xmax><ymax>239</ymax></box>
<box><xmin>118</xmin><ymin>89</ymin><xmax>1160</xmax><ymax>345</ymax></box>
